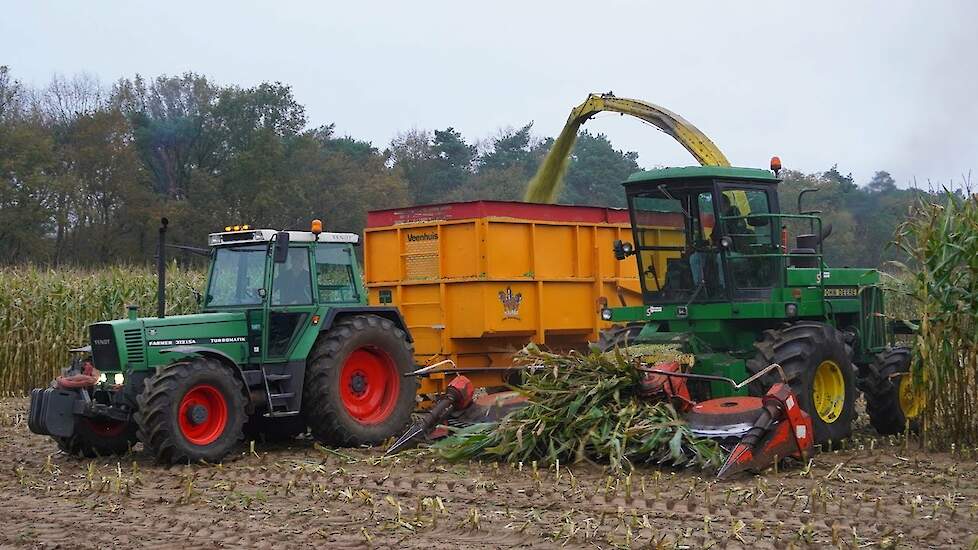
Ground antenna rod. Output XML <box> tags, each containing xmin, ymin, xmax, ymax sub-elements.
<box><xmin>157</xmin><ymin>217</ymin><xmax>169</xmax><ymax>318</ymax></box>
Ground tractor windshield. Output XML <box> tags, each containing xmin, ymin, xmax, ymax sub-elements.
<box><xmin>205</xmin><ymin>245</ymin><xmax>267</xmax><ymax>307</ymax></box>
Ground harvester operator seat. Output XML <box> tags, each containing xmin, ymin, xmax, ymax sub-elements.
<box><xmin>790</xmin><ymin>224</ymin><xmax>832</xmax><ymax>268</ymax></box>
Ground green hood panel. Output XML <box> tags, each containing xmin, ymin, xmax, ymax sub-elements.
<box><xmin>91</xmin><ymin>312</ymin><xmax>251</xmax><ymax>372</ymax></box>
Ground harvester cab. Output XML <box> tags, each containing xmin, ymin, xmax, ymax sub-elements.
<box><xmin>29</xmin><ymin>220</ymin><xmax>419</xmax><ymax>464</ymax></box>
<box><xmin>602</xmin><ymin>163</ymin><xmax>920</xmax><ymax>456</ymax></box>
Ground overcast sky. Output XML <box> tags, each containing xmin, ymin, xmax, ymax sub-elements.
<box><xmin>3</xmin><ymin>1</ymin><xmax>976</xmax><ymax>187</ymax></box>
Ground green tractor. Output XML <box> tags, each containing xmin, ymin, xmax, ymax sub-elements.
<box><xmin>600</xmin><ymin>163</ymin><xmax>920</xmax><ymax>446</ymax></box>
<box><xmin>28</xmin><ymin>220</ymin><xmax>418</xmax><ymax>463</ymax></box>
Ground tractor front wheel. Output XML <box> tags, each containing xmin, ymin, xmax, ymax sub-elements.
<box><xmin>862</xmin><ymin>347</ymin><xmax>921</xmax><ymax>435</ymax></box>
<box><xmin>303</xmin><ymin>314</ymin><xmax>417</xmax><ymax>446</ymax></box>
<box><xmin>55</xmin><ymin>416</ymin><xmax>137</xmax><ymax>458</ymax></box>
<box><xmin>136</xmin><ymin>358</ymin><xmax>246</xmax><ymax>463</ymax></box>
<box><xmin>748</xmin><ymin>321</ymin><xmax>857</xmax><ymax>447</ymax></box>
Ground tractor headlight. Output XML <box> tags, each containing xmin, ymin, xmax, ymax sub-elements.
<box><xmin>98</xmin><ymin>373</ymin><xmax>107</xmax><ymax>383</ymax></box>
<box><xmin>785</xmin><ymin>303</ymin><xmax>798</xmax><ymax>318</ymax></box>
<box><xmin>114</xmin><ymin>373</ymin><xmax>125</xmax><ymax>385</ymax></box>
<box><xmin>208</xmin><ymin>234</ymin><xmax>222</xmax><ymax>246</ymax></box>
<box><xmin>600</xmin><ymin>308</ymin><xmax>613</xmax><ymax>321</ymax></box>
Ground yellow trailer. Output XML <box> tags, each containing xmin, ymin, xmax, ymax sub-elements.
<box><xmin>364</xmin><ymin>200</ymin><xmax>683</xmax><ymax>394</ymax></box>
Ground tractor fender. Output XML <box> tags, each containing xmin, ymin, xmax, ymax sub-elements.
<box><xmin>157</xmin><ymin>345</ymin><xmax>254</xmax><ymax>404</ymax></box>
<box><xmin>319</xmin><ymin>306</ymin><xmax>413</xmax><ymax>342</ymax></box>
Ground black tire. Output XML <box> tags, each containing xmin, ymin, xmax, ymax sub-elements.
<box><xmin>303</xmin><ymin>314</ymin><xmax>418</xmax><ymax>446</ymax></box>
<box><xmin>591</xmin><ymin>323</ymin><xmax>645</xmax><ymax>352</ymax></box>
<box><xmin>135</xmin><ymin>358</ymin><xmax>247</xmax><ymax>464</ymax></box>
<box><xmin>862</xmin><ymin>347</ymin><xmax>918</xmax><ymax>435</ymax></box>
<box><xmin>243</xmin><ymin>414</ymin><xmax>307</xmax><ymax>443</ymax></box>
<box><xmin>54</xmin><ymin>417</ymin><xmax>137</xmax><ymax>458</ymax></box>
<box><xmin>747</xmin><ymin>321</ymin><xmax>857</xmax><ymax>446</ymax></box>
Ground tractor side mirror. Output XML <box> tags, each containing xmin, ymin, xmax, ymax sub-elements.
<box><xmin>613</xmin><ymin>240</ymin><xmax>635</xmax><ymax>260</ymax></box>
<box><xmin>273</xmin><ymin>231</ymin><xmax>290</xmax><ymax>263</ymax></box>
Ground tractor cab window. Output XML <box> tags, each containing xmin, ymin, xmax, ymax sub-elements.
<box><xmin>718</xmin><ymin>188</ymin><xmax>778</xmax><ymax>290</ymax></box>
<box><xmin>271</xmin><ymin>247</ymin><xmax>313</xmax><ymax>306</ymax></box>
<box><xmin>315</xmin><ymin>245</ymin><xmax>359</xmax><ymax>302</ymax></box>
<box><xmin>630</xmin><ymin>187</ymin><xmax>724</xmax><ymax>303</ymax></box>
<box><xmin>206</xmin><ymin>245</ymin><xmax>267</xmax><ymax>307</ymax></box>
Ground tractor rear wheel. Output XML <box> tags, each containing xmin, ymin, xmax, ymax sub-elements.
<box><xmin>136</xmin><ymin>358</ymin><xmax>246</xmax><ymax>463</ymax></box>
<box><xmin>747</xmin><ymin>321</ymin><xmax>857</xmax><ymax>447</ymax></box>
<box><xmin>862</xmin><ymin>347</ymin><xmax>921</xmax><ymax>435</ymax></box>
<box><xmin>55</xmin><ymin>416</ymin><xmax>137</xmax><ymax>458</ymax></box>
<box><xmin>303</xmin><ymin>314</ymin><xmax>417</xmax><ymax>446</ymax></box>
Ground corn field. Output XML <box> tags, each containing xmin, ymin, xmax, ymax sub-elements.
<box><xmin>0</xmin><ymin>264</ymin><xmax>203</xmax><ymax>394</ymax></box>
<box><xmin>893</xmin><ymin>189</ymin><xmax>978</xmax><ymax>448</ymax></box>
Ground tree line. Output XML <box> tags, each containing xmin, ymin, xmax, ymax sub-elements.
<box><xmin>0</xmin><ymin>67</ymin><xmax>926</xmax><ymax>268</ymax></box>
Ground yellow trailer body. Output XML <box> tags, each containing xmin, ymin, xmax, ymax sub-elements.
<box><xmin>364</xmin><ymin>200</ymin><xmax>683</xmax><ymax>394</ymax></box>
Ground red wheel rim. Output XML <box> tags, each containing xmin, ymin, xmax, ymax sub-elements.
<box><xmin>339</xmin><ymin>347</ymin><xmax>400</xmax><ymax>424</ymax></box>
<box><xmin>177</xmin><ymin>384</ymin><xmax>228</xmax><ymax>445</ymax></box>
<box><xmin>82</xmin><ymin>417</ymin><xmax>128</xmax><ymax>438</ymax></box>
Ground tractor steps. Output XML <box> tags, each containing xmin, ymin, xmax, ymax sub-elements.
<box><xmin>258</xmin><ymin>364</ymin><xmax>304</xmax><ymax>417</ymax></box>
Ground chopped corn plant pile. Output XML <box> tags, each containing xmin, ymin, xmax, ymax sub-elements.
<box><xmin>0</xmin><ymin>264</ymin><xmax>202</xmax><ymax>393</ymax></box>
<box><xmin>434</xmin><ymin>345</ymin><xmax>723</xmax><ymax>473</ymax></box>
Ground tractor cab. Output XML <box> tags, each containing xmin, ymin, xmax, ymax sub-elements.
<box><xmin>204</xmin><ymin>223</ymin><xmax>364</xmax><ymax>364</ymax></box>
<box><xmin>618</xmin><ymin>166</ymin><xmax>790</xmax><ymax>305</ymax></box>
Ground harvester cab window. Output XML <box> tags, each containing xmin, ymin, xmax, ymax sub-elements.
<box><xmin>271</xmin><ymin>247</ymin><xmax>313</xmax><ymax>306</ymax></box>
<box><xmin>718</xmin><ymin>188</ymin><xmax>778</xmax><ymax>291</ymax></box>
<box><xmin>205</xmin><ymin>245</ymin><xmax>267</xmax><ymax>307</ymax></box>
<box><xmin>630</xmin><ymin>189</ymin><xmax>724</xmax><ymax>303</ymax></box>
<box><xmin>315</xmin><ymin>245</ymin><xmax>359</xmax><ymax>302</ymax></box>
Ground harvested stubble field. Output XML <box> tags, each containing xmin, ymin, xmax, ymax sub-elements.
<box><xmin>1</xmin><ymin>398</ymin><xmax>976</xmax><ymax>549</ymax></box>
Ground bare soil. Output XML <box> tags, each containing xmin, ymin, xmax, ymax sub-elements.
<box><xmin>2</xmin><ymin>396</ymin><xmax>977</xmax><ymax>549</ymax></box>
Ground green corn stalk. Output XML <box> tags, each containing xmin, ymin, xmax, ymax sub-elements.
<box><xmin>891</xmin><ymin>188</ymin><xmax>978</xmax><ymax>447</ymax></box>
<box><xmin>0</xmin><ymin>263</ymin><xmax>203</xmax><ymax>393</ymax></box>
<box><xmin>434</xmin><ymin>345</ymin><xmax>723</xmax><ymax>473</ymax></box>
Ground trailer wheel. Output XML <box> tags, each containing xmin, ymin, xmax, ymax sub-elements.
<box><xmin>747</xmin><ymin>321</ymin><xmax>857</xmax><ymax>447</ymax></box>
<box><xmin>303</xmin><ymin>314</ymin><xmax>417</xmax><ymax>446</ymax></box>
<box><xmin>136</xmin><ymin>358</ymin><xmax>246</xmax><ymax>463</ymax></box>
<box><xmin>862</xmin><ymin>347</ymin><xmax>921</xmax><ymax>435</ymax></box>
<box><xmin>55</xmin><ymin>417</ymin><xmax>137</xmax><ymax>458</ymax></box>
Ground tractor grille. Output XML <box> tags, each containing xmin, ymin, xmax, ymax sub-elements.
<box><xmin>123</xmin><ymin>329</ymin><xmax>145</xmax><ymax>366</ymax></box>
<box><xmin>89</xmin><ymin>324</ymin><xmax>120</xmax><ymax>370</ymax></box>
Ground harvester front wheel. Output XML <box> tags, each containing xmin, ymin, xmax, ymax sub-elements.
<box><xmin>303</xmin><ymin>314</ymin><xmax>417</xmax><ymax>446</ymax></box>
<box><xmin>136</xmin><ymin>358</ymin><xmax>246</xmax><ymax>463</ymax></box>
<box><xmin>55</xmin><ymin>417</ymin><xmax>137</xmax><ymax>458</ymax></box>
<box><xmin>592</xmin><ymin>324</ymin><xmax>645</xmax><ymax>352</ymax></box>
<box><xmin>862</xmin><ymin>347</ymin><xmax>920</xmax><ymax>435</ymax></box>
<box><xmin>748</xmin><ymin>321</ymin><xmax>857</xmax><ymax>447</ymax></box>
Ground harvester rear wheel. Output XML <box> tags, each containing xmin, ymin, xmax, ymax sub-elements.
<box><xmin>303</xmin><ymin>314</ymin><xmax>417</xmax><ymax>446</ymax></box>
<box><xmin>747</xmin><ymin>321</ymin><xmax>857</xmax><ymax>447</ymax></box>
<box><xmin>55</xmin><ymin>417</ymin><xmax>137</xmax><ymax>458</ymax></box>
<box><xmin>862</xmin><ymin>347</ymin><xmax>920</xmax><ymax>435</ymax></box>
<box><xmin>136</xmin><ymin>358</ymin><xmax>246</xmax><ymax>463</ymax></box>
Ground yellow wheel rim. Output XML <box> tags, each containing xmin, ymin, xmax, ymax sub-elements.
<box><xmin>898</xmin><ymin>375</ymin><xmax>923</xmax><ymax>419</ymax></box>
<box><xmin>812</xmin><ymin>360</ymin><xmax>846</xmax><ymax>423</ymax></box>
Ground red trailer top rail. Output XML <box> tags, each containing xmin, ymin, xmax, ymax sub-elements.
<box><xmin>367</xmin><ymin>200</ymin><xmax>634</xmax><ymax>227</ymax></box>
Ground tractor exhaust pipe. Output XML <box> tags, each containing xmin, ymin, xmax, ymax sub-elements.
<box><xmin>157</xmin><ymin>217</ymin><xmax>169</xmax><ymax>318</ymax></box>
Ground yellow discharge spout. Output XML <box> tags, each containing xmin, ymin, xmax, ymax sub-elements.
<box><xmin>524</xmin><ymin>93</ymin><xmax>730</xmax><ymax>203</ymax></box>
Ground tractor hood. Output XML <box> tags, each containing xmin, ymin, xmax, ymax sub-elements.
<box><xmin>88</xmin><ymin>312</ymin><xmax>249</xmax><ymax>373</ymax></box>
